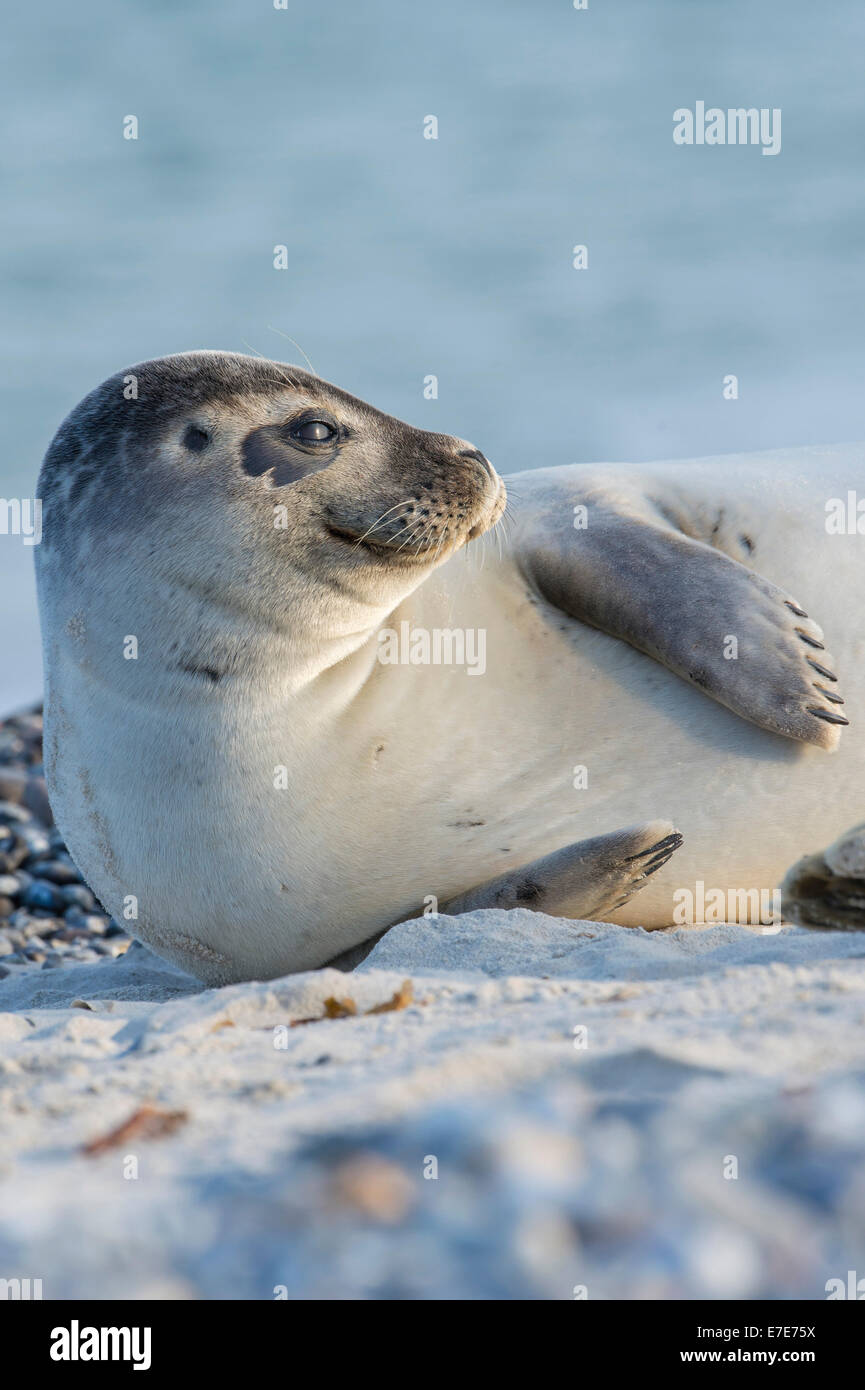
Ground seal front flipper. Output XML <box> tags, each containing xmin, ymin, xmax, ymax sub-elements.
<box><xmin>519</xmin><ymin>486</ymin><xmax>847</xmax><ymax>749</ymax></box>
<box><xmin>439</xmin><ymin>820</ymin><xmax>683</xmax><ymax>921</ymax></box>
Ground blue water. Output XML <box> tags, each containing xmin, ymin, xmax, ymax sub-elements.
<box><xmin>3</xmin><ymin>0</ymin><xmax>864</xmax><ymax>709</ymax></box>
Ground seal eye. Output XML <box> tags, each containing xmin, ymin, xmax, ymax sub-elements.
<box><xmin>292</xmin><ymin>419</ymin><xmax>336</xmax><ymax>444</ymax></box>
<box><xmin>183</xmin><ymin>424</ymin><xmax>210</xmax><ymax>452</ymax></box>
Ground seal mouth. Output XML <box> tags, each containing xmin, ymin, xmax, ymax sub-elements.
<box><xmin>467</xmin><ymin>476</ymin><xmax>508</xmax><ymax>541</ymax></box>
<box><xmin>326</xmin><ymin>524</ymin><xmax>428</xmax><ymax>562</ymax></box>
<box><xmin>325</xmin><ymin>475</ymin><xmax>507</xmax><ymax>563</ymax></box>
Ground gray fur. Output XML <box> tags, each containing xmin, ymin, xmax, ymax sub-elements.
<box><xmin>516</xmin><ymin>479</ymin><xmax>846</xmax><ymax>749</ymax></box>
<box><xmin>782</xmin><ymin>823</ymin><xmax>865</xmax><ymax>930</ymax></box>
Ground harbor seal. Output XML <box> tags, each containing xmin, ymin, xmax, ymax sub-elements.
<box><xmin>35</xmin><ymin>352</ymin><xmax>863</xmax><ymax>982</ymax></box>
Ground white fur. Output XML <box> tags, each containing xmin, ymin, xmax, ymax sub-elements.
<box><xmin>39</xmin><ymin>442</ymin><xmax>865</xmax><ymax>981</ymax></box>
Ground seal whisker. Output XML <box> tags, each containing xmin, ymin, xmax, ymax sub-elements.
<box><xmin>391</xmin><ymin>520</ymin><xmax>428</xmax><ymax>554</ymax></box>
<box><xmin>352</xmin><ymin>500</ymin><xmax>416</xmax><ymax>548</ymax></box>
<box><xmin>412</xmin><ymin>518</ymin><xmax>438</xmax><ymax>552</ymax></box>
<box><xmin>265</xmin><ymin>325</ymin><xmax>318</xmax><ymax>377</ymax></box>
<box><xmin>391</xmin><ymin>520</ymin><xmax>430</xmax><ymax>555</ymax></box>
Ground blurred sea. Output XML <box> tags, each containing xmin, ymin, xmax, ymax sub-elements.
<box><xmin>2</xmin><ymin>0</ymin><xmax>864</xmax><ymax>708</ymax></box>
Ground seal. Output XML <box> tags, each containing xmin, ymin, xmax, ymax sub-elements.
<box><xmin>35</xmin><ymin>352</ymin><xmax>863</xmax><ymax>982</ymax></box>
<box><xmin>781</xmin><ymin>823</ymin><xmax>865</xmax><ymax>930</ymax></box>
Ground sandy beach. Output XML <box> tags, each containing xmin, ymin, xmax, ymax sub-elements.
<box><xmin>2</xmin><ymin>907</ymin><xmax>865</xmax><ymax>1299</ymax></box>
<box><xmin>1</xmin><ymin>708</ymin><xmax>863</xmax><ymax>1300</ymax></box>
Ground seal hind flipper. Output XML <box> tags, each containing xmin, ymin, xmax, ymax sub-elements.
<box><xmin>438</xmin><ymin>819</ymin><xmax>683</xmax><ymax>920</ymax></box>
<box><xmin>519</xmin><ymin>484</ymin><xmax>847</xmax><ymax>750</ymax></box>
<box><xmin>782</xmin><ymin>822</ymin><xmax>865</xmax><ymax>929</ymax></box>
<box><xmin>325</xmin><ymin>821</ymin><xmax>684</xmax><ymax>970</ymax></box>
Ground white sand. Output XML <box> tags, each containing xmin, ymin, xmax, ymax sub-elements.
<box><xmin>1</xmin><ymin>910</ymin><xmax>865</xmax><ymax>1299</ymax></box>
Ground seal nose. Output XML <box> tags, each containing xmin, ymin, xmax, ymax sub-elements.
<box><xmin>458</xmin><ymin>447</ymin><xmax>495</xmax><ymax>482</ymax></box>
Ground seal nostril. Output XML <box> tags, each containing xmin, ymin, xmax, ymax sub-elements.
<box><xmin>458</xmin><ymin>447</ymin><xmax>495</xmax><ymax>483</ymax></box>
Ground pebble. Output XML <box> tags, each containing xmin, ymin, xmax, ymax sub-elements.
<box><xmin>16</xmin><ymin>826</ymin><xmax>51</xmax><ymax>859</ymax></box>
<box><xmin>60</xmin><ymin>885</ymin><xmax>96</xmax><ymax>911</ymax></box>
<box><xmin>94</xmin><ymin>940</ymin><xmax>128</xmax><ymax>957</ymax></box>
<box><xmin>22</xmin><ymin>881</ymin><xmax>66</xmax><ymax>913</ymax></box>
<box><xmin>3</xmin><ymin>840</ymin><xmax>29</xmax><ymax>871</ymax></box>
<box><xmin>9</xmin><ymin>911</ymin><xmax>57</xmax><ymax>939</ymax></box>
<box><xmin>31</xmin><ymin>860</ymin><xmax>82</xmax><ymax>886</ymax></box>
<box><xmin>0</xmin><ymin>705</ymin><xmax>131</xmax><ymax>975</ymax></box>
<box><xmin>65</xmin><ymin>910</ymin><xmax>109</xmax><ymax>936</ymax></box>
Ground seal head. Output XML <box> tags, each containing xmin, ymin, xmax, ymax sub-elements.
<box><xmin>37</xmin><ymin>350</ymin><xmax>506</xmax><ymax>687</ymax></box>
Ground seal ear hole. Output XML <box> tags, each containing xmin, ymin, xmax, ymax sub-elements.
<box><xmin>183</xmin><ymin>424</ymin><xmax>211</xmax><ymax>453</ymax></box>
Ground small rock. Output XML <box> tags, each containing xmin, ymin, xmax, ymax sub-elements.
<box><xmin>32</xmin><ymin>860</ymin><xmax>81</xmax><ymax>886</ymax></box>
<box><xmin>17</xmin><ymin>826</ymin><xmax>52</xmax><ymax>859</ymax></box>
<box><xmin>9</xmin><ymin>912</ymin><xmax>51</xmax><ymax>939</ymax></box>
<box><xmin>0</xmin><ymin>733</ymin><xmax>26</xmax><ymax>764</ymax></box>
<box><xmin>61</xmin><ymin>885</ymin><xmax>95</xmax><ymax>911</ymax></box>
<box><xmin>23</xmin><ymin>778</ymin><xmax>52</xmax><ymax>827</ymax></box>
<box><xmin>78</xmin><ymin>914</ymin><xmax>109</xmax><ymax>937</ymax></box>
<box><xmin>54</xmin><ymin>926</ymin><xmax>88</xmax><ymax>943</ymax></box>
<box><xmin>22</xmin><ymin>881</ymin><xmax>66</xmax><ymax>913</ymax></box>
<box><xmin>0</xmin><ymin>897</ymin><xmax>15</xmax><ymax>919</ymax></box>
<box><xmin>4</xmin><ymin>839</ymin><xmax>29</xmax><ymax>871</ymax></box>
<box><xmin>0</xmin><ymin>771</ymin><xmax>27</xmax><ymax>804</ymax></box>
